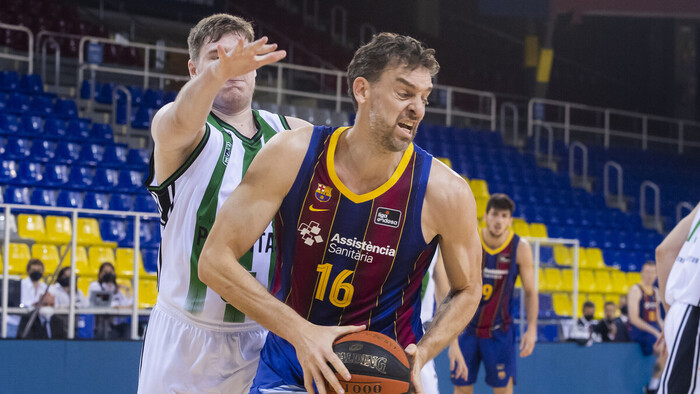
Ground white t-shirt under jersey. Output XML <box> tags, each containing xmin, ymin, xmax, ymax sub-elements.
<box><xmin>666</xmin><ymin>206</ymin><xmax>700</xmax><ymax>307</ymax></box>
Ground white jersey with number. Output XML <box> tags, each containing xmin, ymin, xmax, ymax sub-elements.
<box><xmin>146</xmin><ymin>109</ymin><xmax>290</xmax><ymax>326</ymax></box>
<box><xmin>666</xmin><ymin>206</ymin><xmax>700</xmax><ymax>307</ymax></box>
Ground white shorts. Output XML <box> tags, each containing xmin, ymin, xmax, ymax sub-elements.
<box><xmin>420</xmin><ymin>358</ymin><xmax>439</xmax><ymax>394</ymax></box>
<box><xmin>138</xmin><ymin>301</ymin><xmax>268</xmax><ymax>394</ymax></box>
<box><xmin>659</xmin><ymin>303</ymin><xmax>700</xmax><ymax>394</ymax></box>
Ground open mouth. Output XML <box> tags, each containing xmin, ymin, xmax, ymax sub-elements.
<box><xmin>397</xmin><ymin>121</ymin><xmax>414</xmax><ymax>133</ymax></box>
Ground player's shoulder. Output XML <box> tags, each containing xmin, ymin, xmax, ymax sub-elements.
<box><xmin>262</xmin><ymin>124</ymin><xmax>315</xmax><ymax>159</ymax></box>
<box><xmin>425</xmin><ymin>158</ymin><xmax>473</xmax><ymax>206</ymax></box>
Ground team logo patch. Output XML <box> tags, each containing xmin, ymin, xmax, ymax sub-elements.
<box><xmin>499</xmin><ymin>255</ymin><xmax>511</xmax><ymax>263</ymax></box>
<box><xmin>315</xmin><ymin>183</ymin><xmax>332</xmax><ymax>202</ymax></box>
<box><xmin>298</xmin><ymin>221</ymin><xmax>323</xmax><ymax>246</ymax></box>
<box><xmin>374</xmin><ymin>207</ymin><xmax>401</xmax><ymax>228</ymax></box>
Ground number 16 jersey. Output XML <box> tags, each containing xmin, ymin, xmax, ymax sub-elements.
<box><xmin>271</xmin><ymin>126</ymin><xmax>438</xmax><ymax>347</ymax></box>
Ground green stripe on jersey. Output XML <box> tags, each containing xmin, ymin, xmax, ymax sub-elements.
<box><xmin>184</xmin><ymin>115</ymin><xmax>233</xmax><ymax>314</ymax></box>
<box><xmin>689</xmin><ymin>220</ymin><xmax>700</xmax><ymax>242</ymax></box>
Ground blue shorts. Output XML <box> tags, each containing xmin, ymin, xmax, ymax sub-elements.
<box><xmin>629</xmin><ymin>324</ymin><xmax>660</xmax><ymax>356</ymax></box>
<box><xmin>250</xmin><ymin>333</ymin><xmax>307</xmax><ymax>393</ymax></box>
<box><xmin>451</xmin><ymin>325</ymin><xmax>516</xmax><ymax>388</ymax></box>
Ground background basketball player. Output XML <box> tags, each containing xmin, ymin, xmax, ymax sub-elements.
<box><xmin>138</xmin><ymin>14</ymin><xmax>310</xmax><ymax>393</ymax></box>
<box><xmin>450</xmin><ymin>193</ymin><xmax>538</xmax><ymax>394</ymax></box>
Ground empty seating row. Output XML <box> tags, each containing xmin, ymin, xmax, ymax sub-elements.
<box><xmin>1</xmin><ymin>163</ymin><xmax>148</xmax><ymax>192</ymax></box>
<box><xmin>0</xmin><ymin>116</ymin><xmax>113</xmax><ymax>142</ymax></box>
<box><xmin>1</xmin><ymin>188</ymin><xmax>157</xmax><ymax>213</ymax></box>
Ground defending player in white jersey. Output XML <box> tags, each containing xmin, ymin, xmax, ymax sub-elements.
<box><xmin>656</xmin><ymin>202</ymin><xmax>700</xmax><ymax>394</ymax></box>
<box><xmin>137</xmin><ymin>14</ymin><xmax>310</xmax><ymax>393</ymax></box>
<box><xmin>420</xmin><ymin>248</ymin><xmax>450</xmax><ymax>394</ymax></box>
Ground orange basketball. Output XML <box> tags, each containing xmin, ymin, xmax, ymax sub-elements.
<box><xmin>328</xmin><ymin>331</ymin><xmax>411</xmax><ymax>393</ymax></box>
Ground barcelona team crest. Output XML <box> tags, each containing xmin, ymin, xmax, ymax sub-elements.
<box><xmin>315</xmin><ymin>183</ymin><xmax>332</xmax><ymax>202</ymax></box>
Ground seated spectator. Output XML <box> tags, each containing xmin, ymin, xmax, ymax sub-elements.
<box><xmin>88</xmin><ymin>262</ymin><xmax>133</xmax><ymax>339</ymax></box>
<box><xmin>594</xmin><ymin>301</ymin><xmax>629</xmax><ymax>342</ymax></box>
<box><xmin>48</xmin><ymin>267</ymin><xmax>88</xmax><ymax>339</ymax></box>
<box><xmin>566</xmin><ymin>301</ymin><xmax>601</xmax><ymax>345</ymax></box>
<box><xmin>618</xmin><ymin>294</ymin><xmax>629</xmax><ymax>324</ymax></box>
<box><xmin>17</xmin><ymin>259</ymin><xmax>54</xmax><ymax>339</ymax></box>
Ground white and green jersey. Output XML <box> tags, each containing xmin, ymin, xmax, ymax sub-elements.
<box><xmin>146</xmin><ymin>110</ymin><xmax>291</xmax><ymax>325</ymax></box>
<box><xmin>666</xmin><ymin>206</ymin><xmax>700</xmax><ymax>307</ymax></box>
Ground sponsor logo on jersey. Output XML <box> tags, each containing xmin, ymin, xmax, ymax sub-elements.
<box><xmin>498</xmin><ymin>254</ymin><xmax>511</xmax><ymax>263</ymax></box>
<box><xmin>315</xmin><ymin>183</ymin><xmax>333</xmax><ymax>202</ymax></box>
<box><xmin>483</xmin><ymin>267</ymin><xmax>509</xmax><ymax>279</ymax></box>
<box><xmin>309</xmin><ymin>204</ymin><xmax>329</xmax><ymax>212</ymax></box>
<box><xmin>222</xmin><ymin>141</ymin><xmax>232</xmax><ymax>165</ymax></box>
<box><xmin>298</xmin><ymin>221</ymin><xmax>324</xmax><ymax>246</ymax></box>
<box><xmin>328</xmin><ymin>233</ymin><xmax>397</xmax><ymax>263</ymax></box>
<box><xmin>374</xmin><ymin>207</ymin><xmax>401</xmax><ymax>228</ymax></box>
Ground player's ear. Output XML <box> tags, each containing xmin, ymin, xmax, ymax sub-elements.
<box><xmin>188</xmin><ymin>59</ymin><xmax>197</xmax><ymax>79</ymax></box>
<box><xmin>353</xmin><ymin>77</ymin><xmax>370</xmax><ymax>106</ymax></box>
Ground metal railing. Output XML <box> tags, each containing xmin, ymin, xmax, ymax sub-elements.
<box><xmin>0</xmin><ymin>23</ymin><xmax>33</xmax><ymax>73</ymax></box>
<box><xmin>527</xmin><ymin>98</ymin><xmax>700</xmax><ymax>154</ymax></box>
<box><xmin>569</xmin><ymin>141</ymin><xmax>589</xmax><ymax>188</ymax></box>
<box><xmin>640</xmin><ymin>181</ymin><xmax>662</xmax><ymax>232</ymax></box>
<box><xmin>111</xmin><ymin>85</ymin><xmax>132</xmax><ymax>131</ymax></box>
<box><xmin>500</xmin><ymin>102</ymin><xmax>519</xmax><ymax>144</ymax></box>
<box><xmin>603</xmin><ymin>161</ymin><xmax>625</xmax><ymax>210</ymax></box>
<box><xmin>533</xmin><ymin>123</ymin><xmax>555</xmax><ymax>168</ymax></box>
<box><xmin>35</xmin><ymin>31</ymin><xmax>85</xmax><ymax>89</ymax></box>
<box><xmin>0</xmin><ymin>204</ymin><xmax>159</xmax><ymax>340</ymax></box>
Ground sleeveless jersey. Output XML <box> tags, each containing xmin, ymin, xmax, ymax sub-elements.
<box><xmin>468</xmin><ymin>230</ymin><xmax>520</xmax><ymax>338</ymax></box>
<box><xmin>272</xmin><ymin>126</ymin><xmax>438</xmax><ymax>347</ymax></box>
<box><xmin>635</xmin><ymin>284</ymin><xmax>660</xmax><ymax>325</ymax></box>
<box><xmin>666</xmin><ymin>206</ymin><xmax>700</xmax><ymax>307</ymax></box>
<box><xmin>146</xmin><ymin>110</ymin><xmax>290</xmax><ymax>325</ymax></box>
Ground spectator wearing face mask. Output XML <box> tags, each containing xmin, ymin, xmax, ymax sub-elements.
<box><xmin>566</xmin><ymin>301</ymin><xmax>602</xmax><ymax>345</ymax></box>
<box><xmin>17</xmin><ymin>259</ymin><xmax>54</xmax><ymax>338</ymax></box>
<box><xmin>48</xmin><ymin>267</ymin><xmax>88</xmax><ymax>338</ymax></box>
<box><xmin>88</xmin><ymin>262</ymin><xmax>133</xmax><ymax>339</ymax></box>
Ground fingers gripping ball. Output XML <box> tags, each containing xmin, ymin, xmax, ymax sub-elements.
<box><xmin>328</xmin><ymin>331</ymin><xmax>411</xmax><ymax>393</ymax></box>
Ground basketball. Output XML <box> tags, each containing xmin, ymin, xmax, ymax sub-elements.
<box><xmin>328</xmin><ymin>331</ymin><xmax>411</xmax><ymax>393</ymax></box>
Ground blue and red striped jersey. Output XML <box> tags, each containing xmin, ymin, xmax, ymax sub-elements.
<box><xmin>636</xmin><ymin>284</ymin><xmax>659</xmax><ymax>325</ymax></box>
<box><xmin>468</xmin><ymin>230</ymin><xmax>520</xmax><ymax>338</ymax></box>
<box><xmin>272</xmin><ymin>126</ymin><xmax>437</xmax><ymax>347</ymax></box>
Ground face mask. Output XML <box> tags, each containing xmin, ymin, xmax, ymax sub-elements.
<box><xmin>584</xmin><ymin>314</ymin><xmax>595</xmax><ymax>321</ymax></box>
<box><xmin>57</xmin><ymin>277</ymin><xmax>70</xmax><ymax>287</ymax></box>
<box><xmin>620</xmin><ymin>306</ymin><xmax>628</xmax><ymax>315</ymax></box>
<box><xmin>100</xmin><ymin>273</ymin><xmax>116</xmax><ymax>284</ymax></box>
<box><xmin>29</xmin><ymin>271</ymin><xmax>42</xmax><ymax>282</ymax></box>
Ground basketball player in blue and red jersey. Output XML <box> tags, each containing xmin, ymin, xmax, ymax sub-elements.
<box><xmin>449</xmin><ymin>194</ymin><xmax>538</xmax><ymax>394</ymax></box>
<box><xmin>198</xmin><ymin>32</ymin><xmax>483</xmax><ymax>394</ymax></box>
<box><xmin>628</xmin><ymin>261</ymin><xmax>665</xmax><ymax>393</ymax></box>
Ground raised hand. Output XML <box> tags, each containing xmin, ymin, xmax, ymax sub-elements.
<box><xmin>292</xmin><ymin>323</ymin><xmax>366</xmax><ymax>394</ymax></box>
<box><xmin>210</xmin><ymin>36</ymin><xmax>286</xmax><ymax>83</ymax></box>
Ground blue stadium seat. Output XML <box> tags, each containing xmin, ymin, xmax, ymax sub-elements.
<box><xmin>82</xmin><ymin>192</ymin><xmax>109</xmax><ymax>211</ymax></box>
<box><xmin>142</xmin><ymin>249</ymin><xmax>158</xmax><ymax>272</ymax></box>
<box><xmin>163</xmin><ymin>90</ymin><xmax>176</xmax><ymax>104</ymax></box>
<box><xmin>67</xmin><ymin>120</ymin><xmax>91</xmax><ymax>141</ymax></box>
<box><xmin>90</xmin><ymin>123</ymin><xmax>114</xmax><ymax>142</ymax></box>
<box><xmin>92</xmin><ymin>168</ymin><xmax>118</xmax><ymax>191</ymax></box>
<box><xmin>96</xmin><ymin>83</ymin><xmax>114</xmax><ymax>104</ymax></box>
<box><xmin>586</xmin><ymin>228</ymin><xmax>605</xmax><ymax>249</ymax></box>
<box><xmin>54</xmin><ymin>141</ymin><xmax>81</xmax><ymax>164</ymax></box>
<box><xmin>110</xmin><ymin>193</ymin><xmax>134</xmax><ymax>212</ymax></box>
<box><xmin>20</xmin><ymin>115</ymin><xmax>44</xmax><ymax>137</ymax></box>
<box><xmin>68</xmin><ymin>166</ymin><xmax>93</xmax><ymax>190</ymax></box>
<box><xmin>77</xmin><ymin>143</ymin><xmax>105</xmax><ymax>165</ymax></box>
<box><xmin>134</xmin><ymin>194</ymin><xmax>158</xmax><ymax>213</ymax></box>
<box><xmin>42</xmin><ymin>163</ymin><xmax>69</xmax><ymax>187</ymax></box>
<box><xmin>6</xmin><ymin>92</ymin><xmax>31</xmax><ymax>113</ymax></box>
<box><xmin>131</xmin><ymin>106</ymin><xmax>152</xmax><ymax>129</ymax></box>
<box><xmin>0</xmin><ymin>70</ymin><xmax>19</xmax><ymax>91</ymax></box>
<box><xmin>539</xmin><ymin>293</ymin><xmax>555</xmax><ymax>319</ymax></box>
<box><xmin>19</xmin><ymin>74</ymin><xmax>43</xmax><ymax>94</ymax></box>
<box><xmin>142</xmin><ymin>89</ymin><xmax>163</xmax><ymax>109</ymax></box>
<box><xmin>0</xmin><ymin>159</ymin><xmax>17</xmax><ymax>183</ymax></box>
<box><xmin>30</xmin><ymin>139</ymin><xmax>54</xmax><ymax>162</ymax></box>
<box><xmin>81</xmin><ymin>80</ymin><xmax>100</xmax><ymax>100</ymax></box>
<box><xmin>56</xmin><ymin>190</ymin><xmax>82</xmax><ymax>208</ymax></box>
<box><xmin>54</xmin><ymin>99</ymin><xmax>78</xmax><ymax>119</ymax></box>
<box><xmin>0</xmin><ymin>92</ymin><xmax>7</xmax><ymax>112</ymax></box>
<box><xmin>100</xmin><ymin>218</ymin><xmax>127</xmax><ymax>246</ymax></box>
<box><xmin>123</xmin><ymin>220</ymin><xmax>160</xmax><ymax>248</ymax></box>
<box><xmin>4</xmin><ymin>186</ymin><xmax>30</xmax><ymax>205</ymax></box>
<box><xmin>16</xmin><ymin>161</ymin><xmax>42</xmax><ymax>186</ymax></box>
<box><xmin>539</xmin><ymin>246</ymin><xmax>555</xmax><ymax>265</ymax></box>
<box><xmin>43</xmin><ymin>118</ymin><xmax>67</xmax><ymax>139</ymax></box>
<box><xmin>0</xmin><ymin>114</ymin><xmax>21</xmax><ymax>135</ymax></box>
<box><xmin>102</xmin><ymin>144</ymin><xmax>128</xmax><ymax>167</ymax></box>
<box><xmin>30</xmin><ymin>188</ymin><xmax>57</xmax><ymax>207</ymax></box>
<box><xmin>125</xmin><ymin>148</ymin><xmax>150</xmax><ymax>170</ymax></box>
<box><xmin>618</xmin><ymin>231</ymin><xmax>634</xmax><ymax>250</ymax></box>
<box><xmin>30</xmin><ymin>95</ymin><xmax>53</xmax><ymax>116</ymax></box>
<box><xmin>116</xmin><ymin>170</ymin><xmax>143</xmax><ymax>193</ymax></box>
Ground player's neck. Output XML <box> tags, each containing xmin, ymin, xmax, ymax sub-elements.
<box><xmin>211</xmin><ymin>106</ymin><xmax>257</xmax><ymax>138</ymax></box>
<box><xmin>332</xmin><ymin>126</ymin><xmax>407</xmax><ymax>195</ymax></box>
<box><xmin>481</xmin><ymin>228</ymin><xmax>510</xmax><ymax>250</ymax></box>
<box><xmin>639</xmin><ymin>282</ymin><xmax>654</xmax><ymax>293</ymax></box>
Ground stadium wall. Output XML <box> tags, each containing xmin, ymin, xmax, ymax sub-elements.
<box><xmin>0</xmin><ymin>341</ymin><xmax>654</xmax><ymax>393</ymax></box>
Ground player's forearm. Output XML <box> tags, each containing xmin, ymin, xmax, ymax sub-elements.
<box><xmin>629</xmin><ymin>315</ymin><xmax>660</xmax><ymax>335</ymax></box>
<box><xmin>164</xmin><ymin>66</ymin><xmax>225</xmax><ymax>137</ymax></box>
<box><xmin>524</xmin><ymin>288</ymin><xmax>539</xmax><ymax>331</ymax></box>
<box><xmin>417</xmin><ymin>282</ymin><xmax>481</xmax><ymax>362</ymax></box>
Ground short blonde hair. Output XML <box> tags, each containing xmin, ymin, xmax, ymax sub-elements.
<box><xmin>187</xmin><ymin>13</ymin><xmax>254</xmax><ymax>62</ymax></box>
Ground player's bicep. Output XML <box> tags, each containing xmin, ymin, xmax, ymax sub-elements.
<box><xmin>517</xmin><ymin>240</ymin><xmax>536</xmax><ymax>293</ymax></box>
<box><xmin>437</xmin><ymin>191</ymin><xmax>481</xmax><ymax>293</ymax></box>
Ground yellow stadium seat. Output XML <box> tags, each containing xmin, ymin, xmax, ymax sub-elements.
<box><xmin>469</xmin><ymin>179</ymin><xmax>490</xmax><ymax>199</ymax></box>
<box><xmin>478</xmin><ymin>219</ymin><xmax>486</xmax><ymax>228</ymax></box>
<box><xmin>544</xmin><ymin>268</ymin><xmax>563</xmax><ymax>292</ymax></box>
<box><xmin>77</xmin><ymin>277</ymin><xmax>92</xmax><ymax>295</ymax></box>
<box><xmin>585</xmin><ymin>248</ymin><xmax>607</xmax><ymax>270</ymax></box>
<box><xmin>116</xmin><ymin>248</ymin><xmax>156</xmax><ymax>279</ymax></box>
<box><xmin>139</xmin><ymin>278</ymin><xmax>159</xmax><ymax>308</ymax></box>
<box><xmin>475</xmin><ymin>197</ymin><xmax>488</xmax><ymax>220</ymax></box>
<box><xmin>604</xmin><ymin>294</ymin><xmax>620</xmax><ymax>306</ymax></box>
<box><xmin>45</xmin><ymin>216</ymin><xmax>72</xmax><ymax>245</ymax></box>
<box><xmin>7</xmin><ymin>243</ymin><xmax>31</xmax><ymax>275</ymax></box>
<box><xmin>552</xmin><ymin>293</ymin><xmax>572</xmax><ymax>316</ymax></box>
<box><xmin>31</xmin><ymin>244</ymin><xmax>60</xmax><ymax>275</ymax></box>
<box><xmin>77</xmin><ymin>218</ymin><xmax>117</xmax><ymax>248</ymax></box>
<box><xmin>88</xmin><ymin>246</ymin><xmax>116</xmax><ymax>273</ymax></box>
<box><xmin>561</xmin><ymin>269</ymin><xmax>574</xmax><ymax>292</ymax></box>
<box><xmin>17</xmin><ymin>214</ymin><xmax>47</xmax><ymax>243</ymax></box>
<box><xmin>588</xmin><ymin>294</ymin><xmax>606</xmax><ymax>320</ymax></box>
<box><xmin>611</xmin><ymin>270</ymin><xmax>629</xmax><ymax>294</ymax></box>
<box><xmin>60</xmin><ymin>246</ymin><xmax>94</xmax><ymax>277</ymax></box>
<box><xmin>626</xmin><ymin>272</ymin><xmax>641</xmax><ymax>289</ymax></box>
<box><xmin>574</xmin><ymin>247</ymin><xmax>589</xmax><ymax>268</ymax></box>
<box><xmin>595</xmin><ymin>270</ymin><xmax>613</xmax><ymax>293</ymax></box>
<box><xmin>579</xmin><ymin>269</ymin><xmax>597</xmax><ymax>293</ymax></box>
<box><xmin>436</xmin><ymin>157</ymin><xmax>452</xmax><ymax>169</ymax></box>
<box><xmin>553</xmin><ymin>245</ymin><xmax>572</xmax><ymax>266</ymax></box>
<box><xmin>536</xmin><ymin>268</ymin><xmax>548</xmax><ymax>292</ymax></box>
<box><xmin>529</xmin><ymin>223</ymin><xmax>548</xmax><ymax>238</ymax></box>
<box><xmin>512</xmin><ymin>219</ymin><xmax>531</xmax><ymax>237</ymax></box>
